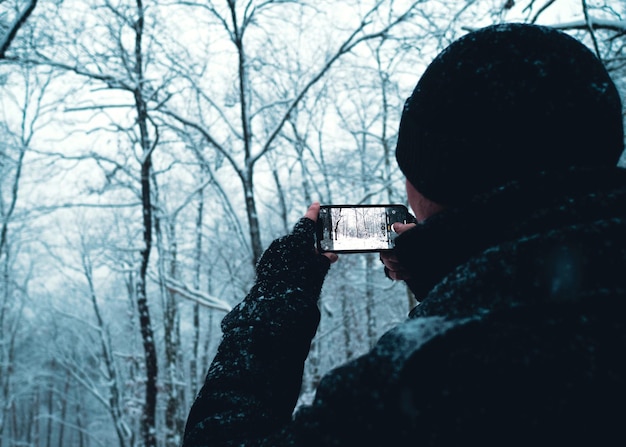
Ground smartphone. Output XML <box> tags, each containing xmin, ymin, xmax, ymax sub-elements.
<box><xmin>316</xmin><ymin>204</ymin><xmax>412</xmax><ymax>253</ymax></box>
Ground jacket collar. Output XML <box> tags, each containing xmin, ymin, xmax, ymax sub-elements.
<box><xmin>394</xmin><ymin>167</ymin><xmax>626</xmax><ymax>303</ymax></box>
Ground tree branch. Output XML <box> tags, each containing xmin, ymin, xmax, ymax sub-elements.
<box><xmin>157</xmin><ymin>274</ymin><xmax>232</xmax><ymax>312</ymax></box>
<box><xmin>0</xmin><ymin>0</ymin><xmax>38</xmax><ymax>58</ymax></box>
<box><xmin>252</xmin><ymin>0</ymin><xmax>425</xmax><ymax>166</ymax></box>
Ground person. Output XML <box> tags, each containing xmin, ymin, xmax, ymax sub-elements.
<box><xmin>181</xmin><ymin>23</ymin><xmax>626</xmax><ymax>446</ymax></box>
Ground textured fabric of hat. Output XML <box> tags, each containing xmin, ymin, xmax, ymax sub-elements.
<box><xmin>395</xmin><ymin>23</ymin><xmax>624</xmax><ymax>206</ymax></box>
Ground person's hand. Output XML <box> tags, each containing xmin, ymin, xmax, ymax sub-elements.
<box><xmin>255</xmin><ymin>202</ymin><xmax>338</xmax><ymax>290</ymax></box>
<box><xmin>303</xmin><ymin>202</ymin><xmax>339</xmax><ymax>264</ymax></box>
<box><xmin>380</xmin><ymin>222</ymin><xmax>416</xmax><ymax>281</ymax></box>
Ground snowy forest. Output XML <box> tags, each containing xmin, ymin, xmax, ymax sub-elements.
<box><xmin>1</xmin><ymin>0</ymin><xmax>626</xmax><ymax>446</ymax></box>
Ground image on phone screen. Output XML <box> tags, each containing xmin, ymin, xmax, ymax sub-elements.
<box><xmin>316</xmin><ymin>204</ymin><xmax>409</xmax><ymax>253</ymax></box>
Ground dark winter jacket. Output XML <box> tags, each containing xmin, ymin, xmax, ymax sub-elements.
<box><xmin>182</xmin><ymin>167</ymin><xmax>626</xmax><ymax>446</ymax></box>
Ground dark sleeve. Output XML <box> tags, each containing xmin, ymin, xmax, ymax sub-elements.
<box><xmin>268</xmin><ymin>315</ymin><xmax>455</xmax><ymax>446</ymax></box>
<box><xmin>182</xmin><ymin>217</ymin><xmax>332</xmax><ymax>447</ymax></box>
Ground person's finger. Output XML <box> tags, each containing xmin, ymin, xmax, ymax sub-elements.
<box><xmin>380</xmin><ymin>251</ymin><xmax>409</xmax><ymax>281</ymax></box>
<box><xmin>383</xmin><ymin>261</ymin><xmax>404</xmax><ymax>275</ymax></box>
<box><xmin>392</xmin><ymin>222</ymin><xmax>416</xmax><ymax>234</ymax></box>
<box><xmin>387</xmin><ymin>268</ymin><xmax>409</xmax><ymax>281</ymax></box>
<box><xmin>380</xmin><ymin>251</ymin><xmax>398</xmax><ymax>263</ymax></box>
<box><xmin>380</xmin><ymin>252</ymin><xmax>400</xmax><ymax>269</ymax></box>
<box><xmin>323</xmin><ymin>252</ymin><xmax>339</xmax><ymax>264</ymax></box>
<box><xmin>304</xmin><ymin>202</ymin><xmax>321</xmax><ymax>222</ymax></box>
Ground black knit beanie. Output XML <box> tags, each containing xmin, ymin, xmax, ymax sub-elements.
<box><xmin>396</xmin><ymin>23</ymin><xmax>624</xmax><ymax>206</ymax></box>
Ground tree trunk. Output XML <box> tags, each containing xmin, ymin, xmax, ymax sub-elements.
<box><xmin>57</xmin><ymin>377</ymin><xmax>70</xmax><ymax>447</ymax></box>
<box><xmin>161</xmin><ymin>218</ymin><xmax>183</xmax><ymax>447</ymax></box>
<box><xmin>133</xmin><ymin>2</ymin><xmax>158</xmax><ymax>446</ymax></box>
<box><xmin>191</xmin><ymin>192</ymin><xmax>204</xmax><ymax>395</ymax></box>
<box><xmin>242</xmin><ymin>172</ymin><xmax>264</xmax><ymax>262</ymax></box>
<box><xmin>85</xmin><ymin>254</ymin><xmax>130</xmax><ymax>447</ymax></box>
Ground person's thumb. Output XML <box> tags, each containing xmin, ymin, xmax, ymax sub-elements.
<box><xmin>392</xmin><ymin>222</ymin><xmax>416</xmax><ymax>235</ymax></box>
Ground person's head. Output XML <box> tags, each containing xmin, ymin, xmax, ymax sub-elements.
<box><xmin>396</xmin><ymin>23</ymin><xmax>624</xmax><ymax>217</ymax></box>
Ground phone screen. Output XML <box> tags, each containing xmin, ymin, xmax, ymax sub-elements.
<box><xmin>316</xmin><ymin>204</ymin><xmax>410</xmax><ymax>253</ymax></box>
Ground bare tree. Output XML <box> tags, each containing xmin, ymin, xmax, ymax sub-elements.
<box><xmin>82</xmin><ymin>245</ymin><xmax>134</xmax><ymax>447</ymax></box>
<box><xmin>0</xmin><ymin>63</ymin><xmax>52</xmax><ymax>447</ymax></box>
<box><xmin>129</xmin><ymin>2</ymin><xmax>159</xmax><ymax>445</ymax></box>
